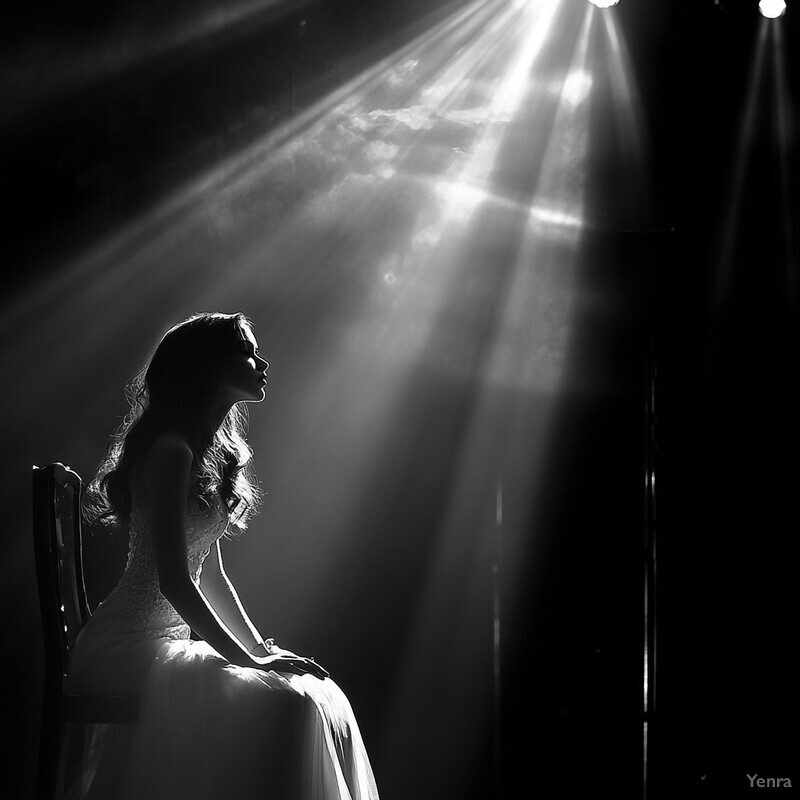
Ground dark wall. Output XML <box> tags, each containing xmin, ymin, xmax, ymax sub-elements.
<box><xmin>654</xmin><ymin>3</ymin><xmax>800</xmax><ymax>797</ymax></box>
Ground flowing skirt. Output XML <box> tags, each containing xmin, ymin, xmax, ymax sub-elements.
<box><xmin>61</xmin><ymin>634</ymin><xmax>380</xmax><ymax>800</ymax></box>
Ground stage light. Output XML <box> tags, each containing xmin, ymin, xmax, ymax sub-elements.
<box><xmin>759</xmin><ymin>0</ymin><xmax>786</xmax><ymax>17</ymax></box>
<box><xmin>588</xmin><ymin>0</ymin><xmax>620</xmax><ymax>8</ymax></box>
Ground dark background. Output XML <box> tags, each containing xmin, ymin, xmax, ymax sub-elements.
<box><xmin>2</xmin><ymin>1</ymin><xmax>798</xmax><ymax>798</ymax></box>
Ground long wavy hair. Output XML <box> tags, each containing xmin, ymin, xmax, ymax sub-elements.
<box><xmin>85</xmin><ymin>312</ymin><xmax>263</xmax><ymax>531</ymax></box>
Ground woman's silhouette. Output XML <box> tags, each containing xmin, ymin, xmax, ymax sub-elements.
<box><xmin>65</xmin><ymin>312</ymin><xmax>379</xmax><ymax>800</ymax></box>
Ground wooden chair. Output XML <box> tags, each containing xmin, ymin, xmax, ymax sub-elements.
<box><xmin>32</xmin><ymin>462</ymin><xmax>139</xmax><ymax>800</ymax></box>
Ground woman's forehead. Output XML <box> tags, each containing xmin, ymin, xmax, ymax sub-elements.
<box><xmin>238</xmin><ymin>323</ymin><xmax>258</xmax><ymax>348</ymax></box>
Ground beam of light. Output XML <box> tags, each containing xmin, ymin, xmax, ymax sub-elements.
<box><xmin>368</xmin><ymin>3</ymin><xmax>599</xmax><ymax>788</ymax></box>
<box><xmin>759</xmin><ymin>0</ymin><xmax>787</xmax><ymax>19</ymax></box>
<box><xmin>714</xmin><ymin>20</ymin><xmax>770</xmax><ymax>308</ymax></box>
<box><xmin>598</xmin><ymin>8</ymin><xmax>655</xmax><ymax>226</ymax></box>
<box><xmin>218</xmin><ymin>0</ymin><xmax>572</xmax><ymax>653</ymax></box>
<box><xmin>1</xmin><ymin>0</ymin><xmax>313</xmax><ymax>119</ymax></box>
<box><xmin>476</xmin><ymin>6</ymin><xmax>593</xmax><ymax>395</ymax></box>
<box><xmin>772</xmin><ymin>21</ymin><xmax>798</xmax><ymax>315</ymax></box>
<box><xmin>0</xmin><ymin>0</ymin><xmax>503</xmax><ymax>406</ymax></box>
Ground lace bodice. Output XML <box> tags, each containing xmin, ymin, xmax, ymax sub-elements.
<box><xmin>86</xmin><ymin>497</ymin><xmax>230</xmax><ymax>641</ymax></box>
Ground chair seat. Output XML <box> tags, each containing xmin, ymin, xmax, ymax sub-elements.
<box><xmin>62</xmin><ymin>694</ymin><xmax>140</xmax><ymax>725</ymax></box>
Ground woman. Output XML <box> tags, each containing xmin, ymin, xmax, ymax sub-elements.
<box><xmin>65</xmin><ymin>312</ymin><xmax>379</xmax><ymax>800</ymax></box>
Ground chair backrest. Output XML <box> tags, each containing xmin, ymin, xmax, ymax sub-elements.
<box><xmin>33</xmin><ymin>463</ymin><xmax>139</xmax><ymax>800</ymax></box>
<box><xmin>32</xmin><ymin>463</ymin><xmax>91</xmax><ymax>688</ymax></box>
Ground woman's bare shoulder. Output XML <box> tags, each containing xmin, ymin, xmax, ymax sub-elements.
<box><xmin>139</xmin><ymin>433</ymin><xmax>194</xmax><ymax>498</ymax></box>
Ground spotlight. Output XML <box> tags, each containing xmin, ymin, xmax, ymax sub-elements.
<box><xmin>759</xmin><ymin>0</ymin><xmax>786</xmax><ymax>17</ymax></box>
<box><xmin>588</xmin><ymin>0</ymin><xmax>620</xmax><ymax>7</ymax></box>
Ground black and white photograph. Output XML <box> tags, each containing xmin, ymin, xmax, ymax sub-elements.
<box><xmin>2</xmin><ymin>1</ymin><xmax>797</xmax><ymax>798</ymax></box>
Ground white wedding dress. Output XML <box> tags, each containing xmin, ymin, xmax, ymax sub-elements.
<box><xmin>63</xmin><ymin>495</ymin><xmax>380</xmax><ymax>800</ymax></box>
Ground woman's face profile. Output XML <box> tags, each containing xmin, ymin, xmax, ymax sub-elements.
<box><xmin>219</xmin><ymin>323</ymin><xmax>269</xmax><ymax>404</ymax></box>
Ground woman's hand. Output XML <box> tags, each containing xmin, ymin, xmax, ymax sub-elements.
<box><xmin>252</xmin><ymin>651</ymin><xmax>329</xmax><ymax>680</ymax></box>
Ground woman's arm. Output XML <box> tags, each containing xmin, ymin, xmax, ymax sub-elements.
<box><xmin>199</xmin><ymin>541</ymin><xmax>265</xmax><ymax>653</ymax></box>
<box><xmin>144</xmin><ymin>433</ymin><xmax>326</xmax><ymax>677</ymax></box>
<box><xmin>200</xmin><ymin>530</ymin><xmax>328</xmax><ymax>671</ymax></box>
<box><xmin>146</xmin><ymin>434</ymin><xmax>258</xmax><ymax>666</ymax></box>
